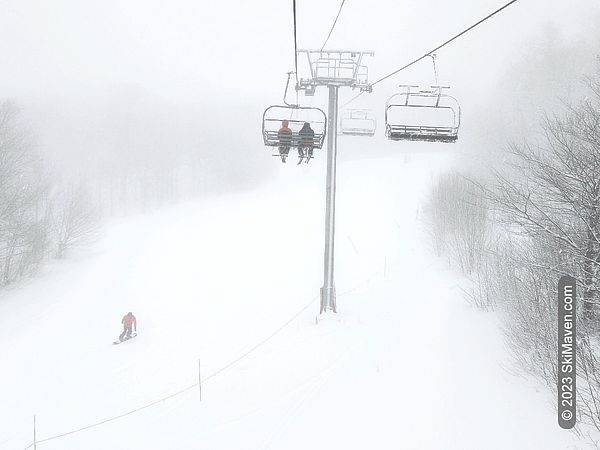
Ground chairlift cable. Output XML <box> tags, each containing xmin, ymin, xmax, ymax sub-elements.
<box><xmin>320</xmin><ymin>0</ymin><xmax>347</xmax><ymax>51</ymax></box>
<box><xmin>373</xmin><ymin>0</ymin><xmax>518</xmax><ymax>87</ymax></box>
<box><xmin>293</xmin><ymin>0</ymin><xmax>299</xmax><ymax>84</ymax></box>
<box><xmin>340</xmin><ymin>0</ymin><xmax>518</xmax><ymax>108</ymax></box>
<box><xmin>430</xmin><ymin>54</ymin><xmax>439</xmax><ymax>86</ymax></box>
<box><xmin>283</xmin><ymin>71</ymin><xmax>297</xmax><ymax>106</ymax></box>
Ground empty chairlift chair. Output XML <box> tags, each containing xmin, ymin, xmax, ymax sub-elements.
<box><xmin>385</xmin><ymin>86</ymin><xmax>461</xmax><ymax>143</ymax></box>
<box><xmin>339</xmin><ymin>109</ymin><xmax>377</xmax><ymax>136</ymax></box>
<box><xmin>262</xmin><ymin>105</ymin><xmax>327</xmax><ymax>154</ymax></box>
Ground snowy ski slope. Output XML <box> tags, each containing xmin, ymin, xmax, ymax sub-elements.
<box><xmin>0</xmin><ymin>136</ymin><xmax>589</xmax><ymax>449</ymax></box>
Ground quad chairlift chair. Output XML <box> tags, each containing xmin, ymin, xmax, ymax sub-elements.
<box><xmin>385</xmin><ymin>85</ymin><xmax>461</xmax><ymax>143</ymax></box>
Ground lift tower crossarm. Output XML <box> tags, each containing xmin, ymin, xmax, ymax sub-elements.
<box><xmin>296</xmin><ymin>49</ymin><xmax>374</xmax><ymax>93</ymax></box>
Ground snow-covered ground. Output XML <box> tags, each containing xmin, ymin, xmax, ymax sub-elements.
<box><xmin>0</xmin><ymin>137</ymin><xmax>590</xmax><ymax>449</ymax></box>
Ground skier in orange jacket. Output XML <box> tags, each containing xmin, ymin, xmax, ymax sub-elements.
<box><xmin>119</xmin><ymin>312</ymin><xmax>137</xmax><ymax>341</ymax></box>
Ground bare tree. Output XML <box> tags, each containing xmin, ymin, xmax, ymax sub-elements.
<box><xmin>425</xmin><ymin>74</ymin><xmax>600</xmax><ymax>435</ymax></box>
<box><xmin>423</xmin><ymin>171</ymin><xmax>492</xmax><ymax>275</ymax></box>
<box><xmin>489</xmin><ymin>84</ymin><xmax>600</xmax><ymax>321</ymax></box>
<box><xmin>0</xmin><ymin>101</ymin><xmax>48</xmax><ymax>285</ymax></box>
<box><xmin>0</xmin><ymin>101</ymin><xmax>101</xmax><ymax>285</ymax></box>
<box><xmin>47</xmin><ymin>183</ymin><xmax>99</xmax><ymax>259</ymax></box>
<box><xmin>482</xmin><ymin>77</ymin><xmax>600</xmax><ymax>433</ymax></box>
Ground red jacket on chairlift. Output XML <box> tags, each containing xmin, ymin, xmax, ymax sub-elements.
<box><xmin>278</xmin><ymin>120</ymin><xmax>292</xmax><ymax>146</ymax></box>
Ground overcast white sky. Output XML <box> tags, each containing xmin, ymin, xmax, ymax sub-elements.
<box><xmin>1</xmin><ymin>0</ymin><xmax>598</xmax><ymax>106</ymax></box>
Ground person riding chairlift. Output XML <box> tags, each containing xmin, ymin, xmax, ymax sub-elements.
<box><xmin>277</xmin><ymin>120</ymin><xmax>292</xmax><ymax>163</ymax></box>
<box><xmin>298</xmin><ymin>122</ymin><xmax>315</xmax><ymax>164</ymax></box>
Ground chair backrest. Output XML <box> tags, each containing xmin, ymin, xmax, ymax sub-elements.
<box><xmin>384</xmin><ymin>89</ymin><xmax>460</xmax><ymax>142</ymax></box>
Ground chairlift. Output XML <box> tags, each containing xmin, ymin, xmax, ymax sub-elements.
<box><xmin>385</xmin><ymin>85</ymin><xmax>461</xmax><ymax>143</ymax></box>
<box><xmin>262</xmin><ymin>105</ymin><xmax>327</xmax><ymax>151</ymax></box>
<box><xmin>261</xmin><ymin>72</ymin><xmax>327</xmax><ymax>161</ymax></box>
<box><xmin>339</xmin><ymin>109</ymin><xmax>376</xmax><ymax>136</ymax></box>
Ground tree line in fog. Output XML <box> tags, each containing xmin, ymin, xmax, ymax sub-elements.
<box><xmin>424</xmin><ymin>33</ymin><xmax>600</xmax><ymax>438</ymax></box>
<box><xmin>0</xmin><ymin>89</ymin><xmax>271</xmax><ymax>288</ymax></box>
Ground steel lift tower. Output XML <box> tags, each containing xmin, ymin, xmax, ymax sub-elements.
<box><xmin>296</xmin><ymin>49</ymin><xmax>374</xmax><ymax>315</ymax></box>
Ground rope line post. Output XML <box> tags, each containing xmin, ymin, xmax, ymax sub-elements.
<box><xmin>384</xmin><ymin>256</ymin><xmax>387</xmax><ymax>279</ymax></box>
<box><xmin>198</xmin><ymin>359</ymin><xmax>202</xmax><ymax>402</ymax></box>
<box><xmin>33</xmin><ymin>415</ymin><xmax>37</xmax><ymax>450</ymax></box>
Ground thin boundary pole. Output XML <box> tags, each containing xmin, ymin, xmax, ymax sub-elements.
<box><xmin>198</xmin><ymin>359</ymin><xmax>202</xmax><ymax>402</ymax></box>
<box><xmin>384</xmin><ymin>256</ymin><xmax>387</xmax><ymax>279</ymax></box>
<box><xmin>33</xmin><ymin>415</ymin><xmax>37</xmax><ymax>450</ymax></box>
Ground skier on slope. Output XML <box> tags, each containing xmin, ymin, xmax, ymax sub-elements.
<box><xmin>119</xmin><ymin>312</ymin><xmax>137</xmax><ymax>341</ymax></box>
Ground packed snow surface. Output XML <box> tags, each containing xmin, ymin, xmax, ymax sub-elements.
<box><xmin>0</xmin><ymin>137</ymin><xmax>587</xmax><ymax>449</ymax></box>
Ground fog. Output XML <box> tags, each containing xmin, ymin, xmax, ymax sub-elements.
<box><xmin>3</xmin><ymin>2</ymin><xmax>600</xmax><ymax>447</ymax></box>
<box><xmin>1</xmin><ymin>0</ymin><xmax>599</xmax><ymax>200</ymax></box>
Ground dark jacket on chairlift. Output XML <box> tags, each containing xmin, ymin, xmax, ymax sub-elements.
<box><xmin>298</xmin><ymin>122</ymin><xmax>315</xmax><ymax>147</ymax></box>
